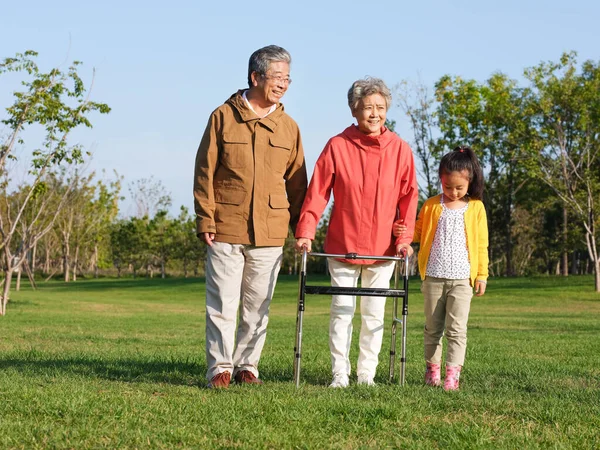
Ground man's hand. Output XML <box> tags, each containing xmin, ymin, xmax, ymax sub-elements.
<box><xmin>295</xmin><ymin>238</ymin><xmax>312</xmax><ymax>253</ymax></box>
<box><xmin>396</xmin><ymin>243</ymin><xmax>414</xmax><ymax>257</ymax></box>
<box><xmin>202</xmin><ymin>232</ymin><xmax>215</xmax><ymax>247</ymax></box>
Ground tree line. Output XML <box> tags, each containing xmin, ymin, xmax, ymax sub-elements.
<box><xmin>1</xmin><ymin>50</ymin><xmax>599</xmax><ymax>315</ymax></box>
<box><xmin>395</xmin><ymin>51</ymin><xmax>600</xmax><ymax>291</ymax></box>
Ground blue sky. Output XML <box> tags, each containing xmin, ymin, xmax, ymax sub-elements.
<box><xmin>1</xmin><ymin>0</ymin><xmax>599</xmax><ymax>216</ymax></box>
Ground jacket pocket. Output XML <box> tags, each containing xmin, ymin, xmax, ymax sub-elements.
<box><xmin>267</xmin><ymin>193</ymin><xmax>290</xmax><ymax>239</ymax></box>
<box><xmin>268</xmin><ymin>136</ymin><xmax>292</xmax><ymax>174</ymax></box>
<box><xmin>215</xmin><ymin>189</ymin><xmax>246</xmax><ymax>205</ymax></box>
<box><xmin>214</xmin><ymin>189</ymin><xmax>247</xmax><ymax>237</ymax></box>
<box><xmin>221</xmin><ymin>133</ymin><xmax>251</xmax><ymax>169</ymax></box>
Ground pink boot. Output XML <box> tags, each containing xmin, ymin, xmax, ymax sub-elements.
<box><xmin>424</xmin><ymin>362</ymin><xmax>441</xmax><ymax>387</ymax></box>
<box><xmin>444</xmin><ymin>365</ymin><xmax>462</xmax><ymax>391</ymax></box>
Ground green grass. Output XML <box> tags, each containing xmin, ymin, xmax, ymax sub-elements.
<box><xmin>1</xmin><ymin>274</ymin><xmax>599</xmax><ymax>449</ymax></box>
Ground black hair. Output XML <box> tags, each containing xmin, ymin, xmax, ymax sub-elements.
<box><xmin>438</xmin><ymin>146</ymin><xmax>484</xmax><ymax>200</ymax></box>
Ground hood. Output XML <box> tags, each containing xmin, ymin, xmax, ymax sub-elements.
<box><xmin>341</xmin><ymin>124</ymin><xmax>398</xmax><ymax>151</ymax></box>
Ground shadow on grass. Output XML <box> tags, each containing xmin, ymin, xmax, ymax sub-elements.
<box><xmin>39</xmin><ymin>277</ymin><xmax>207</xmax><ymax>292</ymax></box>
<box><xmin>0</xmin><ymin>354</ymin><xmax>326</xmax><ymax>387</ymax></box>
<box><xmin>0</xmin><ymin>355</ymin><xmax>206</xmax><ymax>386</ymax></box>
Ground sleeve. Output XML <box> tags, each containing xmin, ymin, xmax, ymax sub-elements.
<box><xmin>394</xmin><ymin>142</ymin><xmax>419</xmax><ymax>246</ymax></box>
<box><xmin>412</xmin><ymin>203</ymin><xmax>425</xmax><ymax>244</ymax></box>
<box><xmin>294</xmin><ymin>140</ymin><xmax>336</xmax><ymax>240</ymax></box>
<box><xmin>193</xmin><ymin>111</ymin><xmax>220</xmax><ymax>235</ymax></box>
<box><xmin>285</xmin><ymin>126</ymin><xmax>308</xmax><ymax>234</ymax></box>
<box><xmin>477</xmin><ymin>202</ymin><xmax>489</xmax><ymax>281</ymax></box>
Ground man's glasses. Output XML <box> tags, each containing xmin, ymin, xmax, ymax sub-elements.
<box><xmin>261</xmin><ymin>74</ymin><xmax>292</xmax><ymax>85</ymax></box>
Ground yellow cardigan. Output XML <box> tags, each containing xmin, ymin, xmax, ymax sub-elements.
<box><xmin>414</xmin><ymin>194</ymin><xmax>489</xmax><ymax>286</ymax></box>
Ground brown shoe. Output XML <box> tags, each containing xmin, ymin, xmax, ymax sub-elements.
<box><xmin>207</xmin><ymin>371</ymin><xmax>231</xmax><ymax>389</ymax></box>
<box><xmin>234</xmin><ymin>370</ymin><xmax>264</xmax><ymax>385</ymax></box>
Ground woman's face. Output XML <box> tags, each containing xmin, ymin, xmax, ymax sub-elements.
<box><xmin>352</xmin><ymin>93</ymin><xmax>387</xmax><ymax>136</ymax></box>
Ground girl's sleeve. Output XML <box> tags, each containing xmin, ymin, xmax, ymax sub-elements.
<box><xmin>294</xmin><ymin>141</ymin><xmax>335</xmax><ymax>240</ymax></box>
<box><xmin>477</xmin><ymin>203</ymin><xmax>489</xmax><ymax>281</ymax></box>
<box><xmin>413</xmin><ymin>204</ymin><xmax>424</xmax><ymax>244</ymax></box>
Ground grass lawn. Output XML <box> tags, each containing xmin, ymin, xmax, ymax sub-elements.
<box><xmin>1</xmin><ymin>274</ymin><xmax>599</xmax><ymax>449</ymax></box>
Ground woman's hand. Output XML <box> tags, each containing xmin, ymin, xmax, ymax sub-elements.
<box><xmin>393</xmin><ymin>219</ymin><xmax>407</xmax><ymax>237</ymax></box>
<box><xmin>295</xmin><ymin>238</ymin><xmax>312</xmax><ymax>253</ymax></box>
<box><xmin>396</xmin><ymin>243</ymin><xmax>414</xmax><ymax>257</ymax></box>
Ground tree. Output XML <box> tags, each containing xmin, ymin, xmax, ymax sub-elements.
<box><xmin>395</xmin><ymin>80</ymin><xmax>441</xmax><ymax>199</ymax></box>
<box><xmin>128</xmin><ymin>176</ymin><xmax>172</xmax><ymax>219</ymax></box>
<box><xmin>55</xmin><ymin>170</ymin><xmax>121</xmax><ymax>281</ymax></box>
<box><xmin>524</xmin><ymin>52</ymin><xmax>600</xmax><ymax>291</ymax></box>
<box><xmin>171</xmin><ymin>206</ymin><xmax>205</xmax><ymax>277</ymax></box>
<box><xmin>85</xmin><ymin>172</ymin><xmax>122</xmax><ymax>278</ymax></box>
<box><xmin>0</xmin><ymin>50</ymin><xmax>110</xmax><ymax>314</ymax></box>
<box><xmin>434</xmin><ymin>73</ymin><xmax>534</xmax><ymax>277</ymax></box>
<box><xmin>148</xmin><ymin>210</ymin><xmax>176</xmax><ymax>278</ymax></box>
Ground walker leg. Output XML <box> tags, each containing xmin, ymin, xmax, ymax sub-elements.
<box><xmin>294</xmin><ymin>309</ymin><xmax>304</xmax><ymax>388</ymax></box>
<box><xmin>389</xmin><ymin>261</ymin><xmax>401</xmax><ymax>383</ymax></box>
<box><xmin>389</xmin><ymin>299</ymin><xmax>398</xmax><ymax>383</ymax></box>
<box><xmin>400</xmin><ymin>255</ymin><xmax>409</xmax><ymax>386</ymax></box>
<box><xmin>294</xmin><ymin>250</ymin><xmax>308</xmax><ymax>388</ymax></box>
<box><xmin>400</xmin><ymin>311</ymin><xmax>407</xmax><ymax>386</ymax></box>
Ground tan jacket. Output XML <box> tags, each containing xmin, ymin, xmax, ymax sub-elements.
<box><xmin>194</xmin><ymin>90</ymin><xmax>307</xmax><ymax>246</ymax></box>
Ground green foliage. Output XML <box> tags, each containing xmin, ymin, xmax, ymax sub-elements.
<box><xmin>396</xmin><ymin>52</ymin><xmax>600</xmax><ymax>283</ymax></box>
<box><xmin>0</xmin><ymin>49</ymin><xmax>111</xmax><ymax>312</ymax></box>
<box><xmin>108</xmin><ymin>207</ymin><xmax>205</xmax><ymax>278</ymax></box>
<box><xmin>1</xmin><ymin>50</ymin><xmax>110</xmax><ymax>174</ymax></box>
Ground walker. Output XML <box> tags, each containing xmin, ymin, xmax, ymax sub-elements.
<box><xmin>293</xmin><ymin>248</ymin><xmax>410</xmax><ymax>387</ymax></box>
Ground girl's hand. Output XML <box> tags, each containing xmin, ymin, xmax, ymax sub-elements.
<box><xmin>475</xmin><ymin>280</ymin><xmax>487</xmax><ymax>296</ymax></box>
<box><xmin>295</xmin><ymin>238</ymin><xmax>312</xmax><ymax>253</ymax></box>
<box><xmin>393</xmin><ymin>219</ymin><xmax>407</xmax><ymax>237</ymax></box>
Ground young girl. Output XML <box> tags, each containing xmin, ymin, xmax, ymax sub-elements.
<box><xmin>394</xmin><ymin>146</ymin><xmax>488</xmax><ymax>391</ymax></box>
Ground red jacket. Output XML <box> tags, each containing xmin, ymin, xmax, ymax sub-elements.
<box><xmin>295</xmin><ymin>125</ymin><xmax>418</xmax><ymax>264</ymax></box>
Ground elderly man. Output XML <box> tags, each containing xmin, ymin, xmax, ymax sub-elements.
<box><xmin>194</xmin><ymin>45</ymin><xmax>307</xmax><ymax>389</ymax></box>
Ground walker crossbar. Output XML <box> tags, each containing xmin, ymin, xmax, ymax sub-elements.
<box><xmin>293</xmin><ymin>249</ymin><xmax>409</xmax><ymax>388</ymax></box>
<box><xmin>304</xmin><ymin>286</ymin><xmax>405</xmax><ymax>297</ymax></box>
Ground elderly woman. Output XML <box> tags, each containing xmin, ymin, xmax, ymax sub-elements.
<box><xmin>295</xmin><ymin>77</ymin><xmax>418</xmax><ymax>387</ymax></box>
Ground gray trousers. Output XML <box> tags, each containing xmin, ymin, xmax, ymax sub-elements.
<box><xmin>205</xmin><ymin>242</ymin><xmax>283</xmax><ymax>380</ymax></box>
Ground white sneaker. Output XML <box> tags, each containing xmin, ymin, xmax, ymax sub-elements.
<box><xmin>357</xmin><ymin>372</ymin><xmax>375</xmax><ymax>386</ymax></box>
<box><xmin>329</xmin><ymin>373</ymin><xmax>349</xmax><ymax>388</ymax></box>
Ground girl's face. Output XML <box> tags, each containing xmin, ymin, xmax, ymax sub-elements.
<box><xmin>441</xmin><ymin>170</ymin><xmax>470</xmax><ymax>201</ymax></box>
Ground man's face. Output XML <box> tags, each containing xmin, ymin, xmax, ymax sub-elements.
<box><xmin>251</xmin><ymin>61</ymin><xmax>291</xmax><ymax>107</ymax></box>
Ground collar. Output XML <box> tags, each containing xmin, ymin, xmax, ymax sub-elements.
<box><xmin>242</xmin><ymin>89</ymin><xmax>276</xmax><ymax>118</ymax></box>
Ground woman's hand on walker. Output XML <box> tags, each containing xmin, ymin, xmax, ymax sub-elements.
<box><xmin>295</xmin><ymin>238</ymin><xmax>312</xmax><ymax>253</ymax></box>
<box><xmin>393</xmin><ymin>219</ymin><xmax>407</xmax><ymax>237</ymax></box>
<box><xmin>396</xmin><ymin>243</ymin><xmax>414</xmax><ymax>257</ymax></box>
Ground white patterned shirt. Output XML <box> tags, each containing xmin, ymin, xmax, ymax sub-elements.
<box><xmin>425</xmin><ymin>196</ymin><xmax>471</xmax><ymax>279</ymax></box>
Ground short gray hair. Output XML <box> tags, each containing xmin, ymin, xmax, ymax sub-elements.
<box><xmin>247</xmin><ymin>45</ymin><xmax>292</xmax><ymax>87</ymax></box>
<box><xmin>347</xmin><ymin>77</ymin><xmax>392</xmax><ymax>111</ymax></box>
